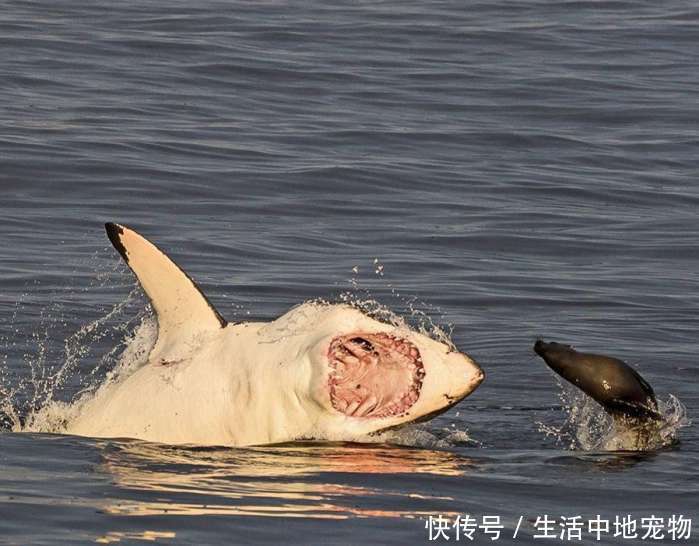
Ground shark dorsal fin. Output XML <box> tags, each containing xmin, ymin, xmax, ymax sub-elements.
<box><xmin>105</xmin><ymin>223</ymin><xmax>227</xmax><ymax>362</ymax></box>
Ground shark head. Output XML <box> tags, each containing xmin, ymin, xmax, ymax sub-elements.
<box><xmin>270</xmin><ymin>304</ymin><xmax>484</xmax><ymax>440</ymax></box>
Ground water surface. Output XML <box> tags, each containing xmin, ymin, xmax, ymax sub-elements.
<box><xmin>1</xmin><ymin>1</ymin><xmax>698</xmax><ymax>544</ymax></box>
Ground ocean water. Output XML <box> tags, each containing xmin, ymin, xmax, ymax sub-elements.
<box><xmin>1</xmin><ymin>1</ymin><xmax>698</xmax><ymax>544</ymax></box>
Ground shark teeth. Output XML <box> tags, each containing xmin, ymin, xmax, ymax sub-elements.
<box><xmin>327</xmin><ymin>332</ymin><xmax>424</xmax><ymax>419</ymax></box>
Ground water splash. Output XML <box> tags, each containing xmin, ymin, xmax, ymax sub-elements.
<box><xmin>537</xmin><ymin>382</ymin><xmax>690</xmax><ymax>451</ymax></box>
<box><xmin>334</xmin><ymin>423</ymin><xmax>479</xmax><ymax>450</ymax></box>
<box><xmin>22</xmin><ymin>314</ymin><xmax>157</xmax><ymax>434</ymax></box>
<box><xmin>336</xmin><ymin>294</ymin><xmax>455</xmax><ymax>352</ymax></box>
<box><xmin>400</xmin><ymin>427</ymin><xmax>479</xmax><ymax>449</ymax></box>
<box><xmin>256</xmin><ymin>258</ymin><xmax>456</xmax><ymax>349</ymax></box>
<box><xmin>341</xmin><ymin>258</ymin><xmax>456</xmax><ymax>350</ymax></box>
<box><xmin>2</xmin><ymin>300</ymin><xmax>154</xmax><ymax>434</ymax></box>
<box><xmin>0</xmin><ymin>249</ymin><xmax>151</xmax><ymax>433</ymax></box>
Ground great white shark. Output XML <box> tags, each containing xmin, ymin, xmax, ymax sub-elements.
<box><xmin>66</xmin><ymin>223</ymin><xmax>485</xmax><ymax>446</ymax></box>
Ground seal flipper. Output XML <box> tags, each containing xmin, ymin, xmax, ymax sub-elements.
<box><xmin>533</xmin><ymin>340</ymin><xmax>660</xmax><ymax>421</ymax></box>
<box><xmin>105</xmin><ymin>223</ymin><xmax>227</xmax><ymax>363</ymax></box>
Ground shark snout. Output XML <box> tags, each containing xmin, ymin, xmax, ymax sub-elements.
<box><xmin>446</xmin><ymin>352</ymin><xmax>484</xmax><ymax>399</ymax></box>
<box><xmin>471</xmin><ymin>364</ymin><xmax>485</xmax><ymax>389</ymax></box>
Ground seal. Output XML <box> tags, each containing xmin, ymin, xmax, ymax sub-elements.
<box><xmin>65</xmin><ymin>223</ymin><xmax>485</xmax><ymax>447</ymax></box>
<box><xmin>533</xmin><ymin>339</ymin><xmax>662</xmax><ymax>449</ymax></box>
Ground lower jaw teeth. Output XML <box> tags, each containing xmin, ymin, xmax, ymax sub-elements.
<box><xmin>330</xmin><ymin>387</ymin><xmax>418</xmax><ymax>418</ymax></box>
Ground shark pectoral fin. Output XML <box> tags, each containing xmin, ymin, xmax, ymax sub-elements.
<box><xmin>105</xmin><ymin>223</ymin><xmax>227</xmax><ymax>362</ymax></box>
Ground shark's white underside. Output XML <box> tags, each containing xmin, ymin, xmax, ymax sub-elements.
<box><xmin>65</xmin><ymin>224</ymin><xmax>484</xmax><ymax>447</ymax></box>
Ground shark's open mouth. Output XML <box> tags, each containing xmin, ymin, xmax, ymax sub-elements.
<box><xmin>328</xmin><ymin>332</ymin><xmax>425</xmax><ymax>418</ymax></box>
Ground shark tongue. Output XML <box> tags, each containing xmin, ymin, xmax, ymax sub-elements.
<box><xmin>328</xmin><ymin>333</ymin><xmax>424</xmax><ymax>418</ymax></box>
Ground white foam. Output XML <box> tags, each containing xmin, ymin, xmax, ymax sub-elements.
<box><xmin>20</xmin><ymin>315</ymin><xmax>158</xmax><ymax>434</ymax></box>
<box><xmin>537</xmin><ymin>382</ymin><xmax>690</xmax><ymax>451</ymax></box>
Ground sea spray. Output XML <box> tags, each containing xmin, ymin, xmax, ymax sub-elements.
<box><xmin>536</xmin><ymin>380</ymin><xmax>689</xmax><ymax>451</ymax></box>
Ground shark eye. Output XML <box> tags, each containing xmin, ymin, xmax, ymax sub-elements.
<box><xmin>349</xmin><ymin>337</ymin><xmax>374</xmax><ymax>352</ymax></box>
